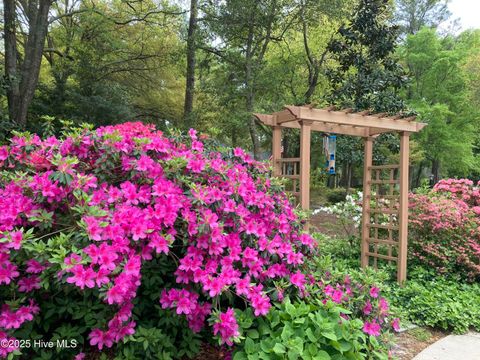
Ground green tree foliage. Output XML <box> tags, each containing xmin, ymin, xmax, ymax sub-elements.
<box><xmin>324</xmin><ymin>0</ymin><xmax>408</xmax><ymax>187</ymax></box>
<box><xmin>402</xmin><ymin>28</ymin><xmax>480</xmax><ymax>180</ymax></box>
<box><xmin>327</xmin><ymin>0</ymin><xmax>407</xmax><ymax>113</ymax></box>
<box><xmin>395</xmin><ymin>0</ymin><xmax>451</xmax><ymax>35</ymax></box>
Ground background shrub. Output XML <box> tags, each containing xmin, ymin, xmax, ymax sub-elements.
<box><xmin>409</xmin><ymin>179</ymin><xmax>480</xmax><ymax>281</ymax></box>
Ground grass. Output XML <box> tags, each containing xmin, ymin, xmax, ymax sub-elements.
<box><xmin>408</xmin><ymin>328</ymin><xmax>432</xmax><ymax>342</ymax></box>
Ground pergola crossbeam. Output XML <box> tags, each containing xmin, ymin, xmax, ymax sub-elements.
<box><xmin>284</xmin><ymin>106</ymin><xmax>426</xmax><ymax>133</ymax></box>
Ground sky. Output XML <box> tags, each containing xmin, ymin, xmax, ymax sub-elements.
<box><xmin>448</xmin><ymin>0</ymin><xmax>480</xmax><ymax>31</ymax></box>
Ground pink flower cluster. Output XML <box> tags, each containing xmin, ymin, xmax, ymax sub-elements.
<box><xmin>409</xmin><ymin>179</ymin><xmax>480</xmax><ymax>280</ymax></box>
<box><xmin>316</xmin><ymin>276</ymin><xmax>399</xmax><ymax>337</ymax></box>
<box><xmin>0</xmin><ymin>122</ymin><xmax>315</xmax><ymax>351</ymax></box>
<box><xmin>212</xmin><ymin>308</ymin><xmax>240</xmax><ymax>346</ymax></box>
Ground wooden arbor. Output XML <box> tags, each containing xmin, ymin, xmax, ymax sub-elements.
<box><xmin>254</xmin><ymin>105</ymin><xmax>427</xmax><ymax>283</ymax></box>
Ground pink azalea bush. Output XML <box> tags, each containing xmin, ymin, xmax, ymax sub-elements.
<box><xmin>0</xmin><ymin>122</ymin><xmax>316</xmax><ymax>357</ymax></box>
<box><xmin>409</xmin><ymin>179</ymin><xmax>480</xmax><ymax>280</ymax></box>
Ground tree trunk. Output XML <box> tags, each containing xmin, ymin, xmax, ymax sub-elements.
<box><xmin>245</xmin><ymin>18</ymin><xmax>261</xmax><ymax>160</ymax></box>
<box><xmin>4</xmin><ymin>0</ymin><xmax>20</xmax><ymax>124</ymax></box>
<box><xmin>4</xmin><ymin>0</ymin><xmax>53</xmax><ymax>128</ymax></box>
<box><xmin>431</xmin><ymin>159</ymin><xmax>440</xmax><ymax>184</ymax></box>
<box><xmin>183</xmin><ymin>0</ymin><xmax>198</xmax><ymax>129</ymax></box>
<box><xmin>346</xmin><ymin>162</ymin><xmax>352</xmax><ymax>190</ymax></box>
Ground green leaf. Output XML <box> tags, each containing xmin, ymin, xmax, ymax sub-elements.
<box><xmin>313</xmin><ymin>350</ymin><xmax>331</xmax><ymax>360</ymax></box>
<box><xmin>245</xmin><ymin>337</ymin><xmax>256</xmax><ymax>355</ymax></box>
<box><xmin>273</xmin><ymin>343</ymin><xmax>286</xmax><ymax>354</ymax></box>
<box><xmin>306</xmin><ymin>328</ymin><xmax>317</xmax><ymax>342</ymax></box>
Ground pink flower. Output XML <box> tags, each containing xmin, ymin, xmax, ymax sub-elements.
<box><xmin>7</xmin><ymin>230</ymin><xmax>23</xmax><ymax>250</ymax></box>
<box><xmin>0</xmin><ymin>262</ymin><xmax>19</xmax><ymax>285</ymax></box>
<box><xmin>89</xmin><ymin>329</ymin><xmax>114</xmax><ymax>350</ymax></box>
<box><xmin>18</xmin><ymin>276</ymin><xmax>41</xmax><ymax>292</ymax></box>
<box><xmin>330</xmin><ymin>289</ymin><xmax>344</xmax><ymax>303</ymax></box>
<box><xmin>369</xmin><ymin>286</ymin><xmax>380</xmax><ymax>298</ymax></box>
<box><xmin>363</xmin><ymin>300</ymin><xmax>372</xmax><ymax>315</ymax></box>
<box><xmin>26</xmin><ymin>259</ymin><xmax>46</xmax><ymax>273</ymax></box>
<box><xmin>392</xmin><ymin>318</ymin><xmax>401</xmax><ymax>332</ymax></box>
<box><xmin>176</xmin><ymin>297</ymin><xmax>195</xmax><ymax>315</ymax></box>
<box><xmin>363</xmin><ymin>321</ymin><xmax>381</xmax><ymax>336</ymax></box>
<box><xmin>213</xmin><ymin>308</ymin><xmax>240</xmax><ymax>346</ymax></box>
<box><xmin>379</xmin><ymin>297</ymin><xmax>389</xmax><ymax>314</ymax></box>
<box><xmin>250</xmin><ymin>293</ymin><xmax>271</xmax><ymax>316</ymax></box>
<box><xmin>66</xmin><ymin>265</ymin><xmax>96</xmax><ymax>289</ymax></box>
<box><xmin>290</xmin><ymin>271</ymin><xmax>306</xmax><ymax>290</ymax></box>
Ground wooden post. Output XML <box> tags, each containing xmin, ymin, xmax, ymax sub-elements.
<box><xmin>272</xmin><ymin>125</ymin><xmax>282</xmax><ymax>177</ymax></box>
<box><xmin>299</xmin><ymin>120</ymin><xmax>312</xmax><ymax>210</ymax></box>
<box><xmin>361</xmin><ymin>136</ymin><xmax>374</xmax><ymax>268</ymax></box>
<box><xmin>397</xmin><ymin>132</ymin><xmax>410</xmax><ymax>284</ymax></box>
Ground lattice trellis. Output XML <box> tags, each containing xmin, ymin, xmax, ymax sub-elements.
<box><xmin>275</xmin><ymin>158</ymin><xmax>301</xmax><ymax>201</ymax></box>
<box><xmin>364</xmin><ymin>165</ymin><xmax>400</xmax><ymax>268</ymax></box>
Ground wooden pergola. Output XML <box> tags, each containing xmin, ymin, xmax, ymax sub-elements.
<box><xmin>254</xmin><ymin>105</ymin><xmax>427</xmax><ymax>283</ymax></box>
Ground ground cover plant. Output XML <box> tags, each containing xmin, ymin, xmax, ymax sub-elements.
<box><xmin>0</xmin><ymin>123</ymin><xmax>399</xmax><ymax>359</ymax></box>
<box><xmin>313</xmin><ymin>231</ymin><xmax>480</xmax><ymax>337</ymax></box>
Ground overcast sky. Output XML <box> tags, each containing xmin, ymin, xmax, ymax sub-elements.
<box><xmin>447</xmin><ymin>0</ymin><xmax>480</xmax><ymax>31</ymax></box>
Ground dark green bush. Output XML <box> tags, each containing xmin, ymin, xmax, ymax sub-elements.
<box><xmin>388</xmin><ymin>268</ymin><xmax>480</xmax><ymax>334</ymax></box>
<box><xmin>325</xmin><ymin>188</ymin><xmax>348</xmax><ymax>204</ymax></box>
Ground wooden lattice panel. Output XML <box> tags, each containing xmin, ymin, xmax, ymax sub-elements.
<box><xmin>276</xmin><ymin>158</ymin><xmax>301</xmax><ymax>201</ymax></box>
<box><xmin>363</xmin><ymin>165</ymin><xmax>400</xmax><ymax>268</ymax></box>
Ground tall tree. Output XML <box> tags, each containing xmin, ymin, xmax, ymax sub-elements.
<box><xmin>403</xmin><ymin>28</ymin><xmax>479</xmax><ymax>181</ymax></box>
<box><xmin>4</xmin><ymin>0</ymin><xmax>54</xmax><ymax>128</ymax></box>
<box><xmin>327</xmin><ymin>0</ymin><xmax>407</xmax><ymax>113</ymax></box>
<box><xmin>183</xmin><ymin>0</ymin><xmax>199</xmax><ymax>128</ymax></box>
<box><xmin>395</xmin><ymin>0</ymin><xmax>451</xmax><ymax>35</ymax></box>
<box><xmin>201</xmin><ymin>0</ymin><xmax>296</xmax><ymax>159</ymax></box>
<box><xmin>326</xmin><ymin>0</ymin><xmax>407</xmax><ymax>188</ymax></box>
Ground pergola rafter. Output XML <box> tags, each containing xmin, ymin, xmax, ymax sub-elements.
<box><xmin>254</xmin><ymin>105</ymin><xmax>427</xmax><ymax>283</ymax></box>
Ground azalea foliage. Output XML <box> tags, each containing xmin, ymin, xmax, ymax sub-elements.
<box><xmin>409</xmin><ymin>179</ymin><xmax>480</xmax><ymax>280</ymax></box>
<box><xmin>0</xmin><ymin>122</ymin><xmax>316</xmax><ymax>357</ymax></box>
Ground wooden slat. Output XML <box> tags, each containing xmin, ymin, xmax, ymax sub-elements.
<box><xmin>276</xmin><ymin>157</ymin><xmax>300</xmax><ymax>162</ymax></box>
<box><xmin>367</xmin><ymin>224</ymin><xmax>399</xmax><ymax>230</ymax></box>
<box><xmin>361</xmin><ymin>137</ymin><xmax>374</xmax><ymax>268</ymax></box>
<box><xmin>368</xmin><ymin>209</ymin><xmax>399</xmax><ymax>214</ymax></box>
<box><xmin>368</xmin><ymin>165</ymin><xmax>399</xmax><ymax>170</ymax></box>
<box><xmin>397</xmin><ymin>132</ymin><xmax>410</xmax><ymax>283</ymax></box>
<box><xmin>272</xmin><ymin>126</ymin><xmax>282</xmax><ymax>176</ymax></box>
<box><xmin>281</xmin><ymin>174</ymin><xmax>300</xmax><ymax>179</ymax></box>
<box><xmin>299</xmin><ymin>121</ymin><xmax>311</xmax><ymax>210</ymax></box>
<box><xmin>365</xmin><ymin>195</ymin><xmax>399</xmax><ymax>199</ymax></box>
<box><xmin>369</xmin><ymin>180</ymin><xmax>400</xmax><ymax>185</ymax></box>
<box><xmin>366</xmin><ymin>252</ymin><xmax>398</xmax><ymax>261</ymax></box>
<box><xmin>367</xmin><ymin>238</ymin><xmax>398</xmax><ymax>245</ymax></box>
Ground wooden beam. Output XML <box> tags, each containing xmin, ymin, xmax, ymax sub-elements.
<box><xmin>312</xmin><ymin>123</ymin><xmax>367</xmax><ymax>136</ymax></box>
<box><xmin>255</xmin><ymin>113</ymin><xmax>367</xmax><ymax>136</ymax></box>
<box><xmin>253</xmin><ymin>113</ymin><xmax>274</xmax><ymax>125</ymax></box>
<box><xmin>299</xmin><ymin>120</ymin><xmax>312</xmax><ymax>211</ymax></box>
<box><xmin>272</xmin><ymin>126</ymin><xmax>282</xmax><ymax>177</ymax></box>
<box><xmin>285</xmin><ymin>106</ymin><xmax>426</xmax><ymax>133</ymax></box>
<box><xmin>397</xmin><ymin>132</ymin><xmax>410</xmax><ymax>284</ymax></box>
<box><xmin>361</xmin><ymin>136</ymin><xmax>374</xmax><ymax>268</ymax></box>
<box><xmin>275</xmin><ymin>109</ymin><xmax>298</xmax><ymax>124</ymax></box>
